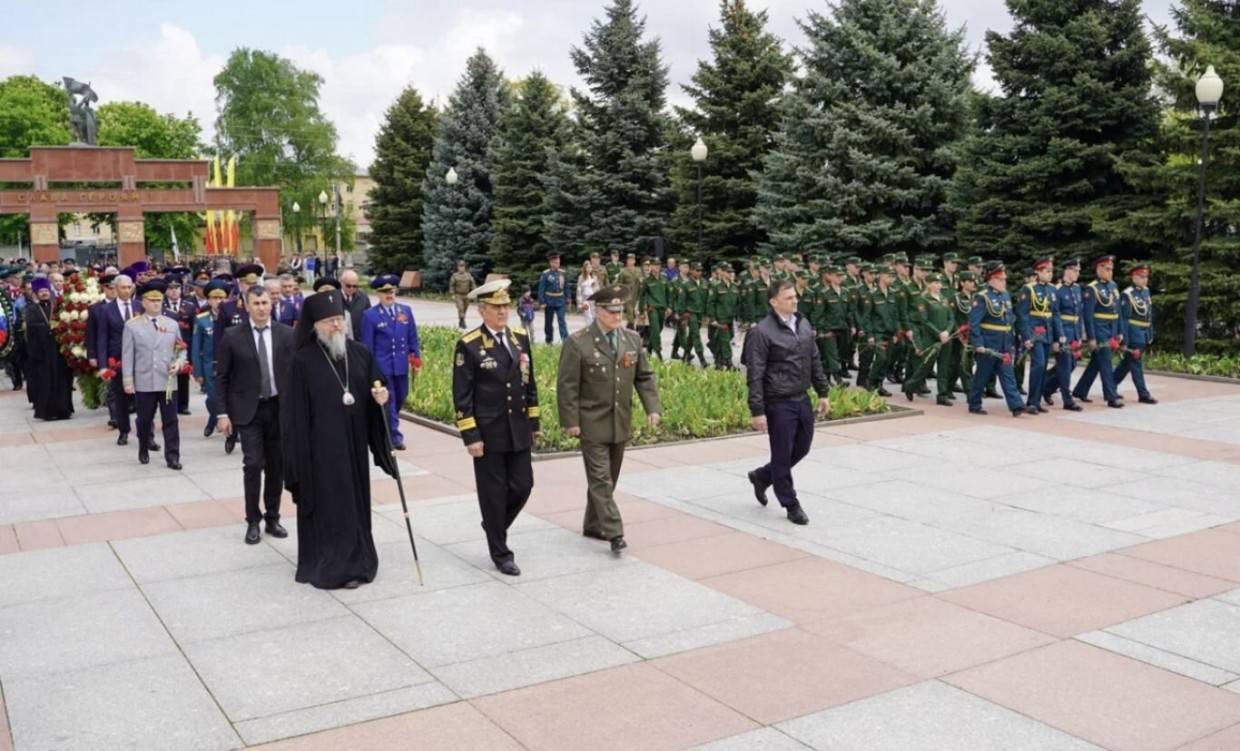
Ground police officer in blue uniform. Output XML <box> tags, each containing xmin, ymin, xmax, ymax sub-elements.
<box><xmin>193</xmin><ymin>280</ymin><xmax>229</xmax><ymax>437</ymax></box>
<box><xmin>1041</xmin><ymin>258</ymin><xmax>1084</xmax><ymax>411</ymax></box>
<box><xmin>1114</xmin><ymin>261</ymin><xmax>1157</xmax><ymax>404</ymax></box>
<box><xmin>1072</xmin><ymin>255</ymin><xmax>1125</xmax><ymax>408</ymax></box>
<box><xmin>967</xmin><ymin>261</ymin><xmax>1025</xmax><ymax>417</ymax></box>
<box><xmin>537</xmin><ymin>251</ymin><xmax>569</xmax><ymax>343</ymax></box>
<box><xmin>1015</xmin><ymin>257</ymin><xmax>1058</xmax><ymax>414</ymax></box>
<box><xmin>163</xmin><ymin>272</ymin><xmax>198</xmax><ymax>415</ymax></box>
<box><xmin>360</xmin><ymin>274</ymin><xmax>421</xmax><ymax>451</ymax></box>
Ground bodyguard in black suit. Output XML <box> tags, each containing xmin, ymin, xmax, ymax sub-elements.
<box><xmin>215</xmin><ymin>285</ymin><xmax>295</xmax><ymax>544</ymax></box>
<box><xmin>95</xmin><ymin>275</ymin><xmax>142</xmax><ymax>444</ymax></box>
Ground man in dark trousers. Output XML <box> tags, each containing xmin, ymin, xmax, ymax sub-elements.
<box><xmin>95</xmin><ymin>273</ymin><xmax>143</xmax><ymax>445</ymax></box>
<box><xmin>453</xmin><ymin>279</ymin><xmax>540</xmax><ymax>576</ymax></box>
<box><xmin>215</xmin><ymin>285</ymin><xmax>295</xmax><ymax>544</ymax></box>
<box><xmin>163</xmin><ymin>273</ymin><xmax>197</xmax><ymax>415</ymax></box>
<box><xmin>121</xmin><ymin>280</ymin><xmax>185</xmax><ymax>468</ymax></box>
<box><xmin>745</xmin><ymin>279</ymin><xmax>831</xmax><ymax>526</ymax></box>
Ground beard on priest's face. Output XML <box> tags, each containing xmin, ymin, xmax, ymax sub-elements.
<box><xmin>314</xmin><ymin>317</ymin><xmax>348</xmax><ymax>360</ymax></box>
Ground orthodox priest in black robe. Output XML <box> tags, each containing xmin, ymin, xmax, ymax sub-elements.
<box><xmin>25</xmin><ymin>278</ymin><xmax>74</xmax><ymax>421</ymax></box>
<box><xmin>284</xmin><ymin>289</ymin><xmax>399</xmax><ymax>589</ymax></box>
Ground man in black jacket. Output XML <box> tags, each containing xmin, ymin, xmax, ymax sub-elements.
<box><xmin>216</xmin><ymin>286</ymin><xmax>296</xmax><ymax>544</ymax></box>
<box><xmin>744</xmin><ymin>280</ymin><xmax>830</xmax><ymax>525</ymax></box>
<box><xmin>340</xmin><ymin>269</ymin><xmax>370</xmax><ymax>340</ymax></box>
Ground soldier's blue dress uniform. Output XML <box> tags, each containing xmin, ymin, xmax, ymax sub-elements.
<box><xmin>192</xmin><ymin>280</ymin><xmax>230</xmax><ymax>436</ymax></box>
<box><xmin>537</xmin><ymin>253</ymin><xmax>569</xmax><ymax>343</ymax></box>
<box><xmin>967</xmin><ymin>264</ymin><xmax>1025</xmax><ymax>415</ymax></box>
<box><xmin>163</xmin><ymin>283</ymin><xmax>198</xmax><ymax>415</ymax></box>
<box><xmin>1072</xmin><ymin>256</ymin><xmax>1124</xmax><ymax>407</ymax></box>
<box><xmin>1041</xmin><ymin>260</ymin><xmax>1084</xmax><ymax>410</ymax></box>
<box><xmin>360</xmin><ymin>275</ymin><xmax>421</xmax><ymax>448</ymax></box>
<box><xmin>1113</xmin><ymin>263</ymin><xmax>1156</xmax><ymax>404</ymax></box>
<box><xmin>1016</xmin><ymin>259</ymin><xmax>1059</xmax><ymax>412</ymax></box>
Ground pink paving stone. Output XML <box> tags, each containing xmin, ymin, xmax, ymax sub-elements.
<box><xmin>945</xmin><ymin>640</ymin><xmax>1240</xmax><ymax>751</ymax></box>
<box><xmin>1122</xmin><ymin>529</ymin><xmax>1240</xmax><ymax>582</ymax></box>
<box><xmin>635</xmin><ymin>531</ymin><xmax>808</xmax><ymax>580</ymax></box>
<box><xmin>13</xmin><ymin>520</ymin><xmax>63</xmax><ymax>551</ymax></box>
<box><xmin>803</xmin><ymin>595</ymin><xmax>1056</xmax><ymax>678</ymax></box>
<box><xmin>701</xmin><ymin>555</ymin><xmax>923</xmax><ymax>624</ymax></box>
<box><xmin>473</xmin><ymin>662</ymin><xmax>757</xmax><ymax>751</ymax></box>
<box><xmin>56</xmin><ymin>507</ymin><xmax>183</xmax><ymax>546</ymax></box>
<box><xmin>32</xmin><ymin>426</ymin><xmax>113</xmax><ymax>444</ymax></box>
<box><xmin>0</xmin><ymin>525</ymin><xmax>18</xmax><ymax>556</ymax></box>
<box><xmin>647</xmin><ymin>438</ymin><xmax>766</xmax><ymax>465</ymax></box>
<box><xmin>524</xmin><ymin>483</ymin><xmax>588</xmax><ymax>515</ymax></box>
<box><xmin>652</xmin><ymin>628</ymin><xmax>919</xmax><ymax>725</ymax></box>
<box><xmin>1068</xmin><ymin>552</ymin><xmax>1239</xmax><ymax>598</ymax></box>
<box><xmin>939</xmin><ymin>563</ymin><xmax>1189</xmax><ymax>638</ymax></box>
<box><xmin>0</xmin><ymin>433</ymin><xmax>33</xmax><ymax>447</ymax></box>
<box><xmin>163</xmin><ymin>498</ymin><xmax>245</xmax><ymax>530</ymax></box>
<box><xmin>621</xmin><ymin>513</ymin><xmax>734</xmax><ymax>548</ymax></box>
<box><xmin>1214</xmin><ymin>521</ymin><xmax>1240</xmax><ymax>537</ymax></box>
<box><xmin>255</xmin><ymin>701</ymin><xmax>522</xmax><ymax>751</ymax></box>
<box><xmin>1178</xmin><ymin>722</ymin><xmax>1240</xmax><ymax>750</ymax></box>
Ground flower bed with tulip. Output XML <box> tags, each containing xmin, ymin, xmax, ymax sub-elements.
<box><xmin>406</xmin><ymin>326</ymin><xmax>891</xmax><ymax>453</ymax></box>
<box><xmin>52</xmin><ymin>272</ymin><xmax>109</xmax><ymax>409</ymax></box>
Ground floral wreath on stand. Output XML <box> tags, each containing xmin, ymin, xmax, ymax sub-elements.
<box><xmin>51</xmin><ymin>270</ymin><xmax>109</xmax><ymax>410</ymax></box>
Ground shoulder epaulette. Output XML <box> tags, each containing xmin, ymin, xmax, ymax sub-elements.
<box><xmin>124</xmin><ymin>315</ymin><xmax>144</xmax><ymax>326</ymax></box>
<box><xmin>461</xmin><ymin>330</ymin><xmax>481</xmax><ymax>344</ymax></box>
<box><xmin>196</xmin><ymin>311</ymin><xmax>211</xmax><ymax>319</ymax></box>
<box><xmin>510</xmin><ymin>325</ymin><xmax>526</xmax><ymax>336</ymax></box>
<box><xmin>1088</xmin><ymin>280</ymin><xmax>1099</xmax><ymax>288</ymax></box>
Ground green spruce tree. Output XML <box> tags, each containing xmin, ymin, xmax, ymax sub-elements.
<box><xmin>547</xmin><ymin>0</ymin><xmax>672</xmax><ymax>258</ymax></box>
<box><xmin>421</xmin><ymin>48</ymin><xmax>507</xmax><ymax>289</ymax></box>
<box><xmin>490</xmin><ymin>71</ymin><xmax>571</xmax><ymax>281</ymax></box>
<box><xmin>1097</xmin><ymin>0</ymin><xmax>1239</xmax><ymax>351</ymax></box>
<box><xmin>754</xmin><ymin>0</ymin><xmax>973</xmax><ymax>258</ymax></box>
<box><xmin>669</xmin><ymin>0</ymin><xmax>793</xmax><ymax>264</ymax></box>
<box><xmin>367</xmin><ymin>87</ymin><xmax>438</xmax><ymax>274</ymax></box>
<box><xmin>952</xmin><ymin>0</ymin><xmax>1160</xmax><ymax>267</ymax></box>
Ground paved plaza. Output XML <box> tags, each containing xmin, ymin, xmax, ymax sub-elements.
<box><xmin>1</xmin><ymin>298</ymin><xmax>1239</xmax><ymax>750</ymax></box>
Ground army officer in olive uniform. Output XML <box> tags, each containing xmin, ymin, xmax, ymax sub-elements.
<box><xmin>452</xmin><ymin>279</ymin><xmax>540</xmax><ymax>576</ymax></box>
<box><xmin>557</xmin><ymin>285</ymin><xmax>661</xmax><ymax>555</ymax></box>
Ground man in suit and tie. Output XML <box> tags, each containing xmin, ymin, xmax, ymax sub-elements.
<box><xmin>163</xmin><ymin>274</ymin><xmax>198</xmax><ymax>416</ymax></box>
<box><xmin>278</xmin><ymin>274</ymin><xmax>303</xmax><ymax>327</ymax></box>
<box><xmin>215</xmin><ymin>285</ymin><xmax>295</xmax><ymax>544</ymax></box>
<box><xmin>340</xmin><ymin>269</ymin><xmax>370</xmax><ymax>340</ymax></box>
<box><xmin>122</xmin><ymin>280</ymin><xmax>186</xmax><ymax>469</ymax></box>
<box><xmin>95</xmin><ymin>273</ymin><xmax>146</xmax><ymax>446</ymax></box>
<box><xmin>360</xmin><ymin>274</ymin><xmax>421</xmax><ymax>451</ymax></box>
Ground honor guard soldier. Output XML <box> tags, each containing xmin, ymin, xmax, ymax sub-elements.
<box><xmin>706</xmin><ymin>263</ymin><xmax>741</xmax><ymax>369</ymax></box>
<box><xmin>1114</xmin><ymin>262</ymin><xmax>1157</xmax><ymax>404</ymax></box>
<box><xmin>967</xmin><ymin>262</ymin><xmax>1026</xmax><ymax>416</ymax></box>
<box><xmin>122</xmin><ymin>280</ymin><xmax>185</xmax><ymax>469</ymax></box>
<box><xmin>1072</xmin><ymin>255</ymin><xmax>1125</xmax><ymax>408</ymax></box>
<box><xmin>951</xmin><ymin>271</ymin><xmax>978</xmax><ymax>397</ymax></box>
<box><xmin>677</xmin><ymin>261</ymin><xmax>708</xmax><ymax>367</ymax></box>
<box><xmin>557</xmin><ymin>285</ymin><xmax>661</xmax><ymax>554</ymax></box>
<box><xmin>812</xmin><ymin>265</ymin><xmax>851</xmax><ymax>385</ymax></box>
<box><xmin>361</xmin><ymin>274</ymin><xmax>422</xmax><ymax>451</ymax></box>
<box><xmin>862</xmin><ymin>265</ymin><xmax>900</xmax><ymax>396</ymax></box>
<box><xmin>1042</xmin><ymin>259</ymin><xmax>1084</xmax><ymax>410</ymax></box>
<box><xmin>193</xmin><ymin>280</ymin><xmax>229</xmax><ymax>436</ymax></box>
<box><xmin>214</xmin><ymin>263</ymin><xmax>262</xmax><ymax>350</ymax></box>
<box><xmin>449</xmin><ymin>260</ymin><xmax>476</xmax><ymax>329</ymax></box>
<box><xmin>905</xmin><ymin>273</ymin><xmax>955</xmax><ymax>405</ymax></box>
<box><xmin>453</xmin><ymin>280</ymin><xmax>540</xmax><ymax>576</ymax></box>
<box><xmin>163</xmin><ymin>272</ymin><xmax>198</xmax><ymax>415</ymax></box>
<box><xmin>537</xmin><ymin>252</ymin><xmax>569</xmax><ymax>343</ymax></box>
<box><xmin>616</xmin><ymin>253</ymin><xmax>643</xmax><ymax>330</ymax></box>
<box><xmin>638</xmin><ymin>256</ymin><xmax>670</xmax><ymax>359</ymax></box>
<box><xmin>1016</xmin><ymin>257</ymin><xmax>1059</xmax><ymax>414</ymax></box>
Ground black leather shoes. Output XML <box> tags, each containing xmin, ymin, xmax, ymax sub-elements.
<box><xmin>1025</xmin><ymin>405</ymin><xmax>1039</xmax><ymax>415</ymax></box>
<box><xmin>203</xmin><ymin>423</ymin><xmax>215</xmax><ymax>438</ymax></box>
<box><xmin>1011</xmin><ymin>409</ymin><xmax>1024</xmax><ymax>418</ymax></box>
<box><xmin>166</xmin><ymin>461</ymin><xmax>182</xmax><ymax>471</ymax></box>
<box><xmin>177</xmin><ymin>409</ymin><xmax>191</xmax><ymax>416</ymax></box>
<box><xmin>786</xmin><ymin>505</ymin><xmax>810</xmax><ymax>525</ymax></box>
<box><xmin>148</xmin><ymin>440</ymin><xmax>160</xmax><ymax>452</ymax></box>
<box><xmin>1078</xmin><ymin>395</ymin><xmax>1093</xmax><ymax>403</ymax></box>
<box><xmin>610</xmin><ymin>536</ymin><xmax>628</xmax><ymax>555</ymax></box>
<box><xmin>343</xmin><ymin>579</ymin><xmax>362</xmax><ymax>589</ymax></box>
<box><xmin>393</xmin><ymin>441</ymin><xmax>406</xmax><ymax>451</ymax></box>
<box><xmin>583</xmin><ymin>529</ymin><xmax>608</xmax><ymax>541</ymax></box>
<box><xmin>265</xmin><ymin>520</ymin><xmax>288</xmax><ymax>538</ymax></box>
<box><xmin>245</xmin><ymin>522</ymin><xmax>260</xmax><ymax>545</ymax></box>
<box><xmin>1139</xmin><ymin>396</ymin><xmax>1158</xmax><ymax>405</ymax></box>
<box><xmin>108</xmin><ymin>420</ymin><xmax>117</xmax><ymax>429</ymax></box>
<box><xmin>877</xmin><ymin>388</ymin><xmax>892</xmax><ymax>397</ymax></box>
<box><xmin>1107</xmin><ymin>400</ymin><xmax>1124</xmax><ymax>409</ymax></box>
<box><xmin>1064</xmin><ymin>403</ymin><xmax>1083</xmax><ymax>412</ymax></box>
<box><xmin>117</xmin><ymin>433</ymin><xmax>129</xmax><ymax>446</ymax></box>
<box><xmin>969</xmin><ymin>408</ymin><xmax>988</xmax><ymax>415</ymax></box>
<box><xmin>139</xmin><ymin>448</ymin><xmax>150</xmax><ymax>465</ymax></box>
<box><xmin>224</xmin><ymin>434</ymin><xmax>237</xmax><ymax>454</ymax></box>
<box><xmin>747</xmin><ymin>470</ymin><xmax>769</xmax><ymax>507</ymax></box>
<box><xmin>497</xmin><ymin>560</ymin><xmax>521</xmax><ymax>576</ymax></box>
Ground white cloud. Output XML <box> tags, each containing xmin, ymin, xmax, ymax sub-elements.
<box><xmin>0</xmin><ymin>43</ymin><xmax>33</xmax><ymax>80</ymax></box>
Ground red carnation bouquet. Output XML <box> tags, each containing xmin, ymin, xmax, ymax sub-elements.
<box><xmin>51</xmin><ymin>270</ymin><xmax>108</xmax><ymax>409</ymax></box>
<box><xmin>1108</xmin><ymin>336</ymin><xmax>1121</xmax><ymax>352</ymax></box>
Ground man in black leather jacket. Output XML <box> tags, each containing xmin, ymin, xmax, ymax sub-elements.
<box><xmin>743</xmin><ymin>279</ymin><xmax>830</xmax><ymax>525</ymax></box>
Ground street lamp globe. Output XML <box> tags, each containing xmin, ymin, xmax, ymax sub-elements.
<box><xmin>291</xmin><ymin>201</ymin><xmax>300</xmax><ymax>214</ymax></box>
<box><xmin>1196</xmin><ymin>66</ymin><xmax>1224</xmax><ymax>111</ymax></box>
<box><xmin>445</xmin><ymin>167</ymin><xmax>459</xmax><ymax>185</ymax></box>
<box><xmin>318</xmin><ymin>190</ymin><xmax>329</xmax><ymax>207</ymax></box>
<box><xmin>691</xmin><ymin>137</ymin><xmax>708</xmax><ymax>162</ymax></box>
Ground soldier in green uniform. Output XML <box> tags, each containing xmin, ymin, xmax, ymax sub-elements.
<box><xmin>706</xmin><ymin>262</ymin><xmax>741</xmax><ymax>369</ymax></box>
<box><xmin>616</xmin><ymin>253</ymin><xmax>643</xmax><ymax>331</ymax></box>
<box><xmin>449</xmin><ymin>260</ymin><xmax>476</xmax><ymax>329</ymax></box>
<box><xmin>604</xmin><ymin>250</ymin><xmax>623</xmax><ymax>283</ymax></box>
<box><xmin>904</xmin><ymin>273</ymin><xmax>955</xmax><ymax>405</ymax></box>
<box><xmin>557</xmin><ymin>285</ymin><xmax>662</xmax><ymax>555</ymax></box>
<box><xmin>743</xmin><ymin>258</ymin><xmax>769</xmax><ymax>328</ymax></box>
<box><xmin>638</xmin><ymin>256</ymin><xmax>670</xmax><ymax>359</ymax></box>
<box><xmin>886</xmin><ymin>254</ymin><xmax>912</xmax><ymax>385</ymax></box>
<box><xmin>864</xmin><ymin>265</ymin><xmax>900</xmax><ymax>396</ymax></box>
<box><xmin>942</xmin><ymin>252</ymin><xmax>960</xmax><ymax>289</ymax></box>
<box><xmin>951</xmin><ymin>271</ymin><xmax>978</xmax><ymax>397</ymax></box>
<box><xmin>677</xmin><ymin>262</ymin><xmax>708</xmax><ymax>367</ymax></box>
<box><xmin>669</xmin><ymin>266</ymin><xmax>686</xmax><ymax>361</ymax></box>
<box><xmin>590</xmin><ymin>251</ymin><xmax>608</xmax><ymax>286</ymax></box>
<box><xmin>812</xmin><ymin>265</ymin><xmax>851</xmax><ymax>384</ymax></box>
<box><xmin>854</xmin><ymin>263</ymin><xmax>877</xmax><ymax>387</ymax></box>
<box><xmin>967</xmin><ymin>255</ymin><xmax>985</xmax><ymax>279</ymax></box>
<box><xmin>838</xmin><ymin>255</ymin><xmax>862</xmax><ymax>375</ymax></box>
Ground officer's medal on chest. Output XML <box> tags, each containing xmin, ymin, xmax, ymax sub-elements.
<box><xmin>479</xmin><ymin>335</ymin><xmax>499</xmax><ymax>370</ymax></box>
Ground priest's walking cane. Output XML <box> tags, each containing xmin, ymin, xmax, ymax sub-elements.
<box><xmin>375</xmin><ymin>381</ymin><xmax>424</xmax><ymax>586</ymax></box>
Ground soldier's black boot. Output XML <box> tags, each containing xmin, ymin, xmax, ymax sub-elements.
<box><xmin>747</xmin><ymin>470</ymin><xmax>769</xmax><ymax>506</ymax></box>
<box><xmin>610</xmin><ymin>536</ymin><xmax>627</xmax><ymax>556</ymax></box>
<box><xmin>786</xmin><ymin>504</ymin><xmax>809</xmax><ymax>526</ymax></box>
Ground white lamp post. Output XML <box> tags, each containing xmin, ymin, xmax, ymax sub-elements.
<box><xmin>445</xmin><ymin>167</ymin><xmax>459</xmax><ymax>185</ymax></box>
<box><xmin>1184</xmin><ymin>65</ymin><xmax>1224</xmax><ymax>357</ymax></box>
<box><xmin>691</xmin><ymin>137</ymin><xmax>708</xmax><ymax>257</ymax></box>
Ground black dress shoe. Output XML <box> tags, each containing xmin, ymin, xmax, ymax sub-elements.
<box><xmin>108</xmin><ymin>420</ymin><xmax>117</xmax><ymax>429</ymax></box>
<box><xmin>177</xmin><ymin>409</ymin><xmax>191</xmax><ymax>416</ymax></box>
<box><xmin>342</xmin><ymin>579</ymin><xmax>362</xmax><ymax>589</ymax></box>
<box><xmin>936</xmin><ymin>398</ymin><xmax>953</xmax><ymax>406</ymax></box>
<box><xmin>224</xmin><ymin>434</ymin><xmax>237</xmax><ymax>454</ymax></box>
<box><xmin>166</xmin><ymin>461</ymin><xmax>182</xmax><ymax>471</ymax></box>
<box><xmin>139</xmin><ymin>448</ymin><xmax>150</xmax><ymax>465</ymax></box>
<box><xmin>747</xmin><ymin>470</ymin><xmax>769</xmax><ymax>507</ymax></box>
<box><xmin>904</xmin><ymin>390</ymin><xmax>914</xmax><ymax>402</ymax></box>
<box><xmin>877</xmin><ymin>388</ymin><xmax>892</xmax><ymax>397</ymax></box>
<box><xmin>1043</xmin><ymin>393</ymin><xmax>1055</xmax><ymax>406</ymax></box>
<box><xmin>984</xmin><ymin>389</ymin><xmax>1000</xmax><ymax>399</ymax></box>
<box><xmin>969</xmin><ymin>408</ymin><xmax>988</xmax><ymax>415</ymax></box>
<box><xmin>1025</xmin><ymin>405</ymin><xmax>1039</xmax><ymax>415</ymax></box>
<box><xmin>497</xmin><ymin>560</ymin><xmax>521</xmax><ymax>576</ymax></box>
<box><xmin>148</xmin><ymin>440</ymin><xmax>160</xmax><ymax>452</ymax></box>
<box><xmin>1064</xmin><ymin>403</ymin><xmax>1083</xmax><ymax>412</ymax></box>
<box><xmin>203</xmin><ymin>423</ymin><xmax>215</xmax><ymax>438</ymax></box>
<box><xmin>786</xmin><ymin>505</ymin><xmax>810</xmax><ymax>525</ymax></box>
<box><xmin>1139</xmin><ymin>396</ymin><xmax>1158</xmax><ymax>405</ymax></box>
<box><xmin>1078</xmin><ymin>395</ymin><xmax>1093</xmax><ymax>403</ymax></box>
<box><xmin>245</xmin><ymin>522</ymin><xmax>261</xmax><ymax>545</ymax></box>
<box><xmin>610</xmin><ymin>536</ymin><xmax>628</xmax><ymax>555</ymax></box>
<box><xmin>583</xmin><ymin>529</ymin><xmax>608</xmax><ymax>541</ymax></box>
<box><xmin>117</xmin><ymin>433</ymin><xmax>129</xmax><ymax>446</ymax></box>
<box><xmin>265</xmin><ymin>520</ymin><xmax>288</xmax><ymax>538</ymax></box>
<box><xmin>1107</xmin><ymin>400</ymin><xmax>1124</xmax><ymax>408</ymax></box>
<box><xmin>393</xmin><ymin>441</ymin><xmax>407</xmax><ymax>451</ymax></box>
<box><xmin>1011</xmin><ymin>409</ymin><xmax>1024</xmax><ymax>418</ymax></box>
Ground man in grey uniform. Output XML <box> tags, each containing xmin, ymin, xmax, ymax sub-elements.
<box><xmin>123</xmin><ymin>279</ymin><xmax>187</xmax><ymax>470</ymax></box>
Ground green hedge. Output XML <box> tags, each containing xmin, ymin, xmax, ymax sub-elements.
<box><xmin>1144</xmin><ymin>351</ymin><xmax>1240</xmax><ymax>379</ymax></box>
<box><xmin>406</xmin><ymin>326</ymin><xmax>890</xmax><ymax>452</ymax></box>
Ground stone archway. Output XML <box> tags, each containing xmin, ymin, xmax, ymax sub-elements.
<box><xmin>0</xmin><ymin>146</ymin><xmax>282</xmax><ymax>268</ymax></box>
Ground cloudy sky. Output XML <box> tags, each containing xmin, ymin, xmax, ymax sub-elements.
<box><xmin>2</xmin><ymin>0</ymin><xmax>1176</xmax><ymax>170</ymax></box>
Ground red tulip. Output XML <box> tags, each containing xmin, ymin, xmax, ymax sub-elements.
<box><xmin>1002</xmin><ymin>353</ymin><xmax>1013</xmax><ymax>366</ymax></box>
<box><xmin>1132</xmin><ymin>349</ymin><xmax>1142</xmax><ymax>361</ymax></box>
<box><xmin>1108</xmin><ymin>336</ymin><xmax>1121</xmax><ymax>351</ymax></box>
